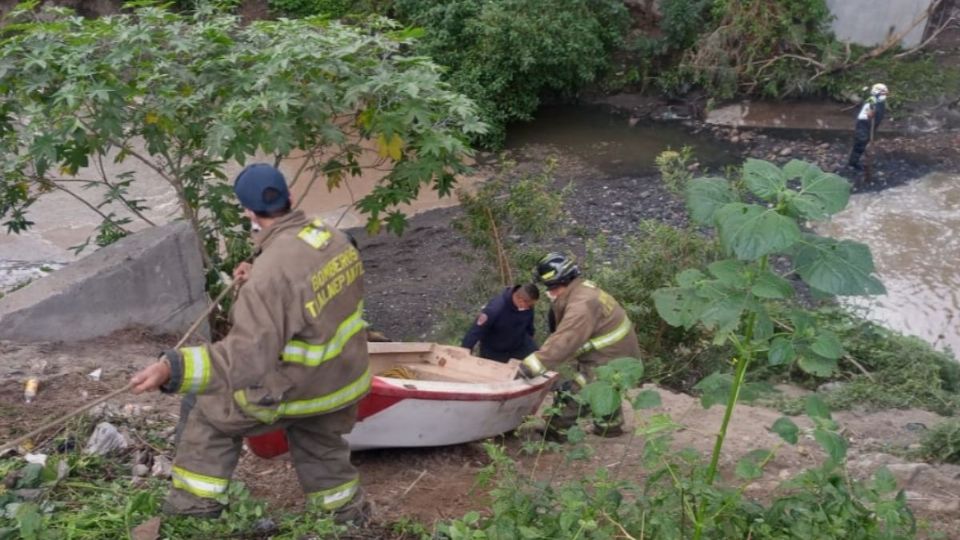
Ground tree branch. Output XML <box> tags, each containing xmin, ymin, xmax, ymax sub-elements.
<box><xmin>96</xmin><ymin>152</ymin><xmax>157</xmax><ymax>227</ymax></box>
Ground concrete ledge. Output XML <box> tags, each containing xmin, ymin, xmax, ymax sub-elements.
<box><xmin>0</xmin><ymin>221</ymin><xmax>208</xmax><ymax>342</ymax></box>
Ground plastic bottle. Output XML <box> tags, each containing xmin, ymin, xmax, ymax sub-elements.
<box><xmin>24</xmin><ymin>378</ymin><xmax>39</xmax><ymax>403</ymax></box>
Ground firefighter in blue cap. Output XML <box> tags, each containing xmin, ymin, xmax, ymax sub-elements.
<box><xmin>131</xmin><ymin>163</ymin><xmax>372</xmax><ymax>525</ymax></box>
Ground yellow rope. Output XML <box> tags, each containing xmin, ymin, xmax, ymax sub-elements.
<box><xmin>380</xmin><ymin>366</ymin><xmax>417</xmax><ymax>380</ymax></box>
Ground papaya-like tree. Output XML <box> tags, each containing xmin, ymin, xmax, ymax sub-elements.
<box><xmin>0</xmin><ymin>3</ymin><xmax>485</xmax><ymax>278</ymax></box>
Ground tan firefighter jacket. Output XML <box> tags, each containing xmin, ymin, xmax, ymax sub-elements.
<box><xmin>524</xmin><ymin>277</ymin><xmax>640</xmax><ymax>373</ymax></box>
<box><xmin>160</xmin><ymin>210</ymin><xmax>370</xmax><ymax>424</ymax></box>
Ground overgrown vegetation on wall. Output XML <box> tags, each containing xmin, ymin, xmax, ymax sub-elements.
<box><xmin>627</xmin><ymin>0</ymin><xmax>959</xmax><ymax>106</ymax></box>
<box><xmin>392</xmin><ymin>0</ymin><xmax>629</xmax><ymax>146</ymax></box>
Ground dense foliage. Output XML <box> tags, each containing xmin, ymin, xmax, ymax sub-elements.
<box><xmin>393</xmin><ymin>0</ymin><xmax>629</xmax><ymax>146</ymax></box>
<box><xmin>0</xmin><ymin>3</ymin><xmax>484</xmax><ymax>288</ymax></box>
<box><xmin>442</xmin><ymin>361</ymin><xmax>916</xmax><ymax>540</ymax></box>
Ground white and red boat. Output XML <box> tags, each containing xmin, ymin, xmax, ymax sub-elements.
<box><xmin>245</xmin><ymin>342</ymin><xmax>558</xmax><ymax>457</ymax></box>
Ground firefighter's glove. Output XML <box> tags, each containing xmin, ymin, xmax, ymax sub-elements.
<box><xmin>519</xmin><ymin>354</ymin><xmax>547</xmax><ymax>379</ymax></box>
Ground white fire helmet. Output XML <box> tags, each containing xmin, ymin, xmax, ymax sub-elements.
<box><xmin>870</xmin><ymin>83</ymin><xmax>889</xmax><ymax>96</ymax></box>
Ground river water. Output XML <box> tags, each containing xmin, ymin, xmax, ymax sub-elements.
<box><xmin>2</xmin><ymin>104</ymin><xmax>957</xmax><ymax>359</ymax></box>
<box><xmin>506</xmin><ymin>105</ymin><xmax>735</xmax><ymax>176</ymax></box>
<box><xmin>817</xmin><ymin>171</ymin><xmax>960</xmax><ymax>354</ymax></box>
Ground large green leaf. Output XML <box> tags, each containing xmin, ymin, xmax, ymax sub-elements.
<box><xmin>707</xmin><ymin>259</ymin><xmax>748</xmax><ymax>287</ymax></box>
<box><xmin>873</xmin><ymin>466</ymin><xmax>898</xmax><ymax>494</ymax></box>
<box><xmin>768</xmin><ymin>337</ymin><xmax>796</xmax><ymax>366</ymax></box>
<box><xmin>797</xmin><ymin>354</ymin><xmax>838</xmax><ymax>377</ymax></box>
<box><xmin>771</xmin><ymin>416</ymin><xmax>800</xmax><ymax>444</ymax></box>
<box><xmin>783</xmin><ymin>159</ymin><xmax>821</xmax><ymax>183</ymax></box>
<box><xmin>598</xmin><ymin>357</ymin><xmax>645</xmax><ymax>388</ymax></box>
<box><xmin>715</xmin><ymin>203</ymin><xmax>801</xmax><ymax>260</ymax></box>
<box><xmin>652</xmin><ymin>287</ymin><xmax>703</xmax><ymax>329</ymax></box>
<box><xmin>580</xmin><ymin>381</ymin><xmax>621</xmax><ymax>417</ymax></box>
<box><xmin>696</xmin><ymin>281</ymin><xmax>748</xmax><ymax>334</ymax></box>
<box><xmin>805</xmin><ymin>394</ymin><xmax>832</xmax><ymax>420</ymax></box>
<box><xmin>814</xmin><ymin>428</ymin><xmax>848</xmax><ymax>463</ymax></box>
<box><xmin>811</xmin><ymin>331</ymin><xmax>844</xmax><ymax>360</ymax></box>
<box><xmin>632</xmin><ymin>389</ymin><xmax>662</xmax><ymax>409</ymax></box>
<box><xmin>735</xmin><ymin>449</ymin><xmax>773</xmax><ymax>481</ymax></box>
<box><xmin>751</xmin><ymin>270</ymin><xmax>794</xmax><ymax>299</ymax></box>
<box><xmin>693</xmin><ymin>372</ymin><xmax>732</xmax><ymax>409</ymax></box>
<box><xmin>785</xmin><ymin>161</ymin><xmax>850</xmax><ymax>220</ymax></box>
<box><xmin>686</xmin><ymin>177</ymin><xmax>737</xmax><ymax>226</ymax></box>
<box><xmin>677</xmin><ymin>268</ymin><xmax>706</xmax><ymax>288</ymax></box>
<box><xmin>743</xmin><ymin>158</ymin><xmax>786</xmax><ymax>200</ymax></box>
<box><xmin>792</xmin><ymin>234</ymin><xmax>886</xmax><ymax>296</ymax></box>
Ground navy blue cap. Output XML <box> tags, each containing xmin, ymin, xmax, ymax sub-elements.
<box><xmin>233</xmin><ymin>163</ymin><xmax>291</xmax><ymax>213</ymax></box>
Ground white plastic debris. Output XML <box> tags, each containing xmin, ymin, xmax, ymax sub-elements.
<box><xmin>88</xmin><ymin>368</ymin><xmax>102</xmax><ymax>381</ymax></box>
<box><xmin>83</xmin><ymin>422</ymin><xmax>129</xmax><ymax>456</ymax></box>
<box><xmin>24</xmin><ymin>453</ymin><xmax>47</xmax><ymax>466</ymax></box>
<box><xmin>150</xmin><ymin>455</ymin><xmax>172</xmax><ymax>479</ymax></box>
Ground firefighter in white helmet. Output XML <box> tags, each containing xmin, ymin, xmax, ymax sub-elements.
<box><xmin>848</xmin><ymin>83</ymin><xmax>889</xmax><ymax>171</ymax></box>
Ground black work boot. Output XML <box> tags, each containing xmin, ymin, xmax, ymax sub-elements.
<box><xmin>332</xmin><ymin>490</ymin><xmax>373</xmax><ymax>527</ymax></box>
<box><xmin>161</xmin><ymin>489</ymin><xmax>224</xmax><ymax>519</ymax></box>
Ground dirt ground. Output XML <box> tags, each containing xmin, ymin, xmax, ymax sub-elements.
<box><xmin>3</xmin><ymin>117</ymin><xmax>960</xmax><ymax>538</ymax></box>
<box><xmin>2</xmin><ymin>337</ymin><xmax>959</xmax><ymax>537</ymax></box>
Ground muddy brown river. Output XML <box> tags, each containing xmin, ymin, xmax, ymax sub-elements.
<box><xmin>817</xmin><ymin>171</ymin><xmax>960</xmax><ymax>354</ymax></box>
<box><xmin>2</xmin><ymin>104</ymin><xmax>956</xmax><ymax>360</ymax></box>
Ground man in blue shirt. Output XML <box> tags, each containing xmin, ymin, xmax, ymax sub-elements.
<box><xmin>461</xmin><ymin>284</ymin><xmax>540</xmax><ymax>362</ymax></box>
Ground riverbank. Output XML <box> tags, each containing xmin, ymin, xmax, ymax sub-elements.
<box><xmin>354</xmin><ymin>102</ymin><xmax>960</xmax><ymax>342</ymax></box>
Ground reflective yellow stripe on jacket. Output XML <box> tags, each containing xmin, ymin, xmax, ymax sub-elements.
<box><xmin>576</xmin><ymin>317</ymin><xmax>633</xmax><ymax>356</ymax></box>
<box><xmin>172</xmin><ymin>465</ymin><xmax>228</xmax><ymax>499</ymax></box>
<box><xmin>282</xmin><ymin>302</ymin><xmax>366</xmax><ymax>366</ymax></box>
<box><xmin>178</xmin><ymin>346</ymin><xmax>212</xmax><ymax>394</ymax></box>
<box><xmin>234</xmin><ymin>368</ymin><xmax>372</xmax><ymax>424</ymax></box>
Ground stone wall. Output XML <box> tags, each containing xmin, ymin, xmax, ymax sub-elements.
<box><xmin>0</xmin><ymin>222</ymin><xmax>208</xmax><ymax>343</ymax></box>
<box><xmin>826</xmin><ymin>0</ymin><xmax>937</xmax><ymax>47</ymax></box>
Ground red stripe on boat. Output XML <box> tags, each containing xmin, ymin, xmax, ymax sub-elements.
<box><xmin>245</xmin><ymin>374</ymin><xmax>557</xmax><ymax>459</ymax></box>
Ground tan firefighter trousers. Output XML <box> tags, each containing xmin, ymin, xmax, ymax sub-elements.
<box><xmin>169</xmin><ymin>394</ymin><xmax>360</xmax><ymax>513</ymax></box>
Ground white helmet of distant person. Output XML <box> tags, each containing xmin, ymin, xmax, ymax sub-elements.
<box><xmin>870</xmin><ymin>83</ymin><xmax>889</xmax><ymax>96</ymax></box>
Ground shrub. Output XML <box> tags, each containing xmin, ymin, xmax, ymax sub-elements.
<box><xmin>267</xmin><ymin>0</ymin><xmax>352</xmax><ymax>18</ymax></box>
<box><xmin>588</xmin><ymin>221</ymin><xmax>725</xmax><ymax>389</ymax></box>
<box><xmin>811</xmin><ymin>308</ymin><xmax>960</xmax><ymax>415</ymax></box>
<box><xmin>920</xmin><ymin>419</ymin><xmax>960</xmax><ymax>464</ymax></box>
<box><xmin>394</xmin><ymin>0</ymin><xmax>629</xmax><ymax>146</ymax></box>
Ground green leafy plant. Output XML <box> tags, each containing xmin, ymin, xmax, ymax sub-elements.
<box><xmin>441</xmin><ymin>362</ymin><xmax>915</xmax><ymax>539</ymax></box>
<box><xmin>652</xmin><ymin>158</ymin><xmax>885</xmax><ymax>538</ymax></box>
<box><xmin>587</xmin><ymin>221</ymin><xmax>726</xmax><ymax>389</ymax></box>
<box><xmin>767</xmin><ymin>307</ymin><xmax>960</xmax><ymax>416</ymax></box>
<box><xmin>454</xmin><ymin>158</ymin><xmax>570</xmax><ymax>287</ymax></box>
<box><xmin>920</xmin><ymin>419</ymin><xmax>960</xmax><ymax>465</ymax></box>
<box><xmin>0</xmin><ymin>4</ymin><xmax>485</xmax><ymax>290</ymax></box>
<box><xmin>267</xmin><ymin>0</ymin><xmax>352</xmax><ymax>18</ymax></box>
<box><xmin>654</xmin><ymin>146</ymin><xmax>696</xmax><ymax>196</ymax></box>
<box><xmin>394</xmin><ymin>0</ymin><xmax>628</xmax><ymax>146</ymax></box>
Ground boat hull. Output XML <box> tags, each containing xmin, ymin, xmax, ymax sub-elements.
<box><xmin>246</xmin><ymin>371</ymin><xmax>556</xmax><ymax>457</ymax></box>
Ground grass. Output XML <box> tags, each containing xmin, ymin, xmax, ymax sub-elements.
<box><xmin>0</xmin><ymin>424</ymin><xmax>356</xmax><ymax>540</ymax></box>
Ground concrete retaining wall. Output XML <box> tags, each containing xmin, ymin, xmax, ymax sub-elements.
<box><xmin>0</xmin><ymin>221</ymin><xmax>208</xmax><ymax>342</ymax></box>
<box><xmin>827</xmin><ymin>0</ymin><xmax>936</xmax><ymax>47</ymax></box>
